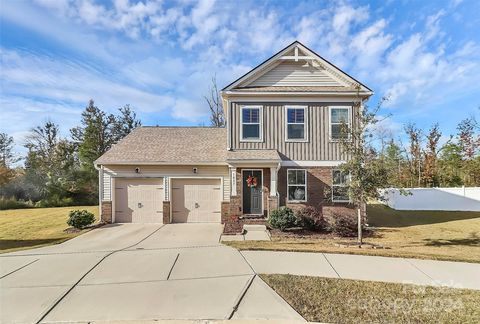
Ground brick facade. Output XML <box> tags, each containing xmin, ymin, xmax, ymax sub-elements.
<box><xmin>222</xmin><ymin>165</ymin><xmax>360</xmax><ymax>234</ymax></box>
<box><xmin>278</xmin><ymin>166</ymin><xmax>359</xmax><ymax>223</ymax></box>
<box><xmin>101</xmin><ymin>201</ymin><xmax>112</xmax><ymax>223</ymax></box>
<box><xmin>163</xmin><ymin>201</ymin><xmax>171</xmax><ymax>224</ymax></box>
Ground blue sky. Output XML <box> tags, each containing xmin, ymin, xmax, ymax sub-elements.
<box><xmin>1</xmin><ymin>0</ymin><xmax>480</xmax><ymax>156</ymax></box>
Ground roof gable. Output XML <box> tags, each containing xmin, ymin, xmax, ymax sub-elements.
<box><xmin>222</xmin><ymin>41</ymin><xmax>372</xmax><ymax>94</ymax></box>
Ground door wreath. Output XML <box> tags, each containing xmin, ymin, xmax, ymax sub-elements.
<box><xmin>246</xmin><ymin>175</ymin><xmax>258</xmax><ymax>188</ymax></box>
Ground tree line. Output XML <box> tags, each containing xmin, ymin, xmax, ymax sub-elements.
<box><xmin>376</xmin><ymin>116</ymin><xmax>480</xmax><ymax>188</ymax></box>
<box><xmin>0</xmin><ymin>100</ymin><xmax>141</xmax><ymax>208</ymax></box>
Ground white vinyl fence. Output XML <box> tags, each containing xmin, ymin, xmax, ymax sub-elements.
<box><xmin>382</xmin><ymin>187</ymin><xmax>480</xmax><ymax>211</ymax></box>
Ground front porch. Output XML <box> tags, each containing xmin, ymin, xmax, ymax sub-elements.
<box><xmin>222</xmin><ymin>155</ymin><xmax>281</xmax><ymax>233</ymax></box>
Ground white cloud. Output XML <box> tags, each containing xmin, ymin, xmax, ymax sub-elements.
<box><xmin>332</xmin><ymin>5</ymin><xmax>369</xmax><ymax>36</ymax></box>
<box><xmin>0</xmin><ymin>48</ymin><xmax>175</xmax><ymax>113</ymax></box>
<box><xmin>2</xmin><ymin>0</ymin><xmax>480</xmax><ymax>138</ymax></box>
<box><xmin>171</xmin><ymin>98</ymin><xmax>208</xmax><ymax>122</ymax></box>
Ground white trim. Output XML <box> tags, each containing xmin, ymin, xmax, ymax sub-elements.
<box><xmin>98</xmin><ymin>166</ymin><xmax>103</xmax><ymax>220</ymax></box>
<box><xmin>223</xmin><ymin>91</ymin><xmax>372</xmax><ymax>97</ymax></box>
<box><xmin>111</xmin><ymin>177</ymin><xmax>116</xmax><ymax>223</ymax></box>
<box><xmin>240</xmin><ymin>105</ymin><xmax>263</xmax><ymax>142</ymax></box>
<box><xmin>332</xmin><ymin>169</ymin><xmax>351</xmax><ymax>203</ymax></box>
<box><xmin>281</xmin><ymin>160</ymin><xmax>345</xmax><ymax>167</ymax></box>
<box><xmin>285</xmin><ymin>105</ymin><xmax>308</xmax><ymax>142</ymax></box>
<box><xmin>241</xmin><ymin>169</ymin><xmax>264</xmax><ymax>215</ymax></box>
<box><xmin>230</xmin><ymin>167</ymin><xmax>237</xmax><ymax>196</ymax></box>
<box><xmin>270</xmin><ymin>166</ymin><xmax>278</xmax><ymax>197</ymax></box>
<box><xmin>225</xmin><ymin>96</ymin><xmax>362</xmax><ymax>103</ymax></box>
<box><xmin>329</xmin><ymin>106</ymin><xmax>352</xmax><ymax>141</ymax></box>
<box><xmin>98</xmin><ymin>161</ymin><xmax>228</xmax><ymax>166</ymax></box>
<box><xmin>286</xmin><ymin>169</ymin><xmax>307</xmax><ymax>203</ymax></box>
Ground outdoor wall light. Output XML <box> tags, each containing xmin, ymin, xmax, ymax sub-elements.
<box><xmin>135</xmin><ymin>167</ymin><xmax>140</xmax><ymax>174</ymax></box>
<box><xmin>193</xmin><ymin>167</ymin><xmax>198</xmax><ymax>174</ymax></box>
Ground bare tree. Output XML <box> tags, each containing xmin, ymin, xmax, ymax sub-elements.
<box><xmin>204</xmin><ymin>76</ymin><xmax>225</xmax><ymax>127</ymax></box>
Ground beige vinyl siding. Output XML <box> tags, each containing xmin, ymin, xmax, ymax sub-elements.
<box><xmin>103</xmin><ymin>165</ymin><xmax>230</xmax><ymax>201</ymax></box>
<box><xmin>248</xmin><ymin>62</ymin><xmax>344</xmax><ymax>87</ymax></box>
<box><xmin>103</xmin><ymin>172</ymin><xmax>112</xmax><ymax>201</ymax></box>
<box><xmin>232</xmin><ymin>103</ymin><xmax>355</xmax><ymax>161</ymax></box>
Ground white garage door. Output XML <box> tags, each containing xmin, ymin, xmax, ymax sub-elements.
<box><xmin>171</xmin><ymin>178</ymin><xmax>221</xmax><ymax>223</ymax></box>
<box><xmin>114</xmin><ymin>178</ymin><xmax>164</xmax><ymax>223</ymax></box>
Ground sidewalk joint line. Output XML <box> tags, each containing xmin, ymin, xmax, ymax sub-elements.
<box><xmin>227</xmin><ymin>274</ymin><xmax>256</xmax><ymax>320</ymax></box>
<box><xmin>79</xmin><ymin>273</ymin><xmax>253</xmax><ymax>287</ymax></box>
<box><xmin>236</xmin><ymin>250</ymin><xmax>257</xmax><ymax>274</ymax></box>
<box><xmin>0</xmin><ymin>258</ymin><xmax>39</xmax><ymax>279</ymax></box>
<box><xmin>403</xmin><ymin>258</ymin><xmax>437</xmax><ymax>283</ymax></box>
<box><xmin>34</xmin><ymin>224</ymin><xmax>165</xmax><ymax>324</ymax></box>
<box><xmin>322</xmin><ymin>253</ymin><xmax>341</xmax><ymax>278</ymax></box>
<box><xmin>167</xmin><ymin>253</ymin><xmax>180</xmax><ymax>280</ymax></box>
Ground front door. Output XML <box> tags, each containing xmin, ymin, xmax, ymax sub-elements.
<box><xmin>242</xmin><ymin>170</ymin><xmax>263</xmax><ymax>215</ymax></box>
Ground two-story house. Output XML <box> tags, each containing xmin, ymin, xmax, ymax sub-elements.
<box><xmin>95</xmin><ymin>41</ymin><xmax>372</xmax><ymax>233</ymax></box>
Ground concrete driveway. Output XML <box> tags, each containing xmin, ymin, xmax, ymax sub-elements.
<box><xmin>0</xmin><ymin>223</ymin><xmax>304</xmax><ymax>323</ymax></box>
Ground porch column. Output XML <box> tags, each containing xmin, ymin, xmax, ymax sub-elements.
<box><xmin>230</xmin><ymin>166</ymin><xmax>237</xmax><ymax>196</ymax></box>
<box><xmin>270</xmin><ymin>166</ymin><xmax>278</xmax><ymax>197</ymax></box>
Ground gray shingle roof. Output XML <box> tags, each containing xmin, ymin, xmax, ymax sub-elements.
<box><xmin>226</xmin><ymin>149</ymin><xmax>281</xmax><ymax>161</ymax></box>
<box><xmin>95</xmin><ymin>127</ymin><xmax>228</xmax><ymax>165</ymax></box>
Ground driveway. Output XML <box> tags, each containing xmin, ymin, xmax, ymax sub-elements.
<box><xmin>0</xmin><ymin>224</ymin><xmax>304</xmax><ymax>323</ymax></box>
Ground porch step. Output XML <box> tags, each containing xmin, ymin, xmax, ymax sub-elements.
<box><xmin>239</xmin><ymin>214</ymin><xmax>266</xmax><ymax>220</ymax></box>
<box><xmin>243</xmin><ymin>224</ymin><xmax>267</xmax><ymax>232</ymax></box>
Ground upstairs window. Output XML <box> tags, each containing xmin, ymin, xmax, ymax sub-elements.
<box><xmin>332</xmin><ymin>169</ymin><xmax>350</xmax><ymax>202</ymax></box>
<box><xmin>286</xmin><ymin>106</ymin><xmax>307</xmax><ymax>141</ymax></box>
<box><xmin>287</xmin><ymin>169</ymin><xmax>307</xmax><ymax>202</ymax></box>
<box><xmin>330</xmin><ymin>107</ymin><xmax>351</xmax><ymax>140</ymax></box>
<box><xmin>241</xmin><ymin>106</ymin><xmax>262</xmax><ymax>141</ymax></box>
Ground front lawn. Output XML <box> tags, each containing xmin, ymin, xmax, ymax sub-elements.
<box><xmin>0</xmin><ymin>206</ymin><xmax>99</xmax><ymax>253</ymax></box>
<box><xmin>261</xmin><ymin>274</ymin><xmax>480</xmax><ymax>323</ymax></box>
<box><xmin>225</xmin><ymin>204</ymin><xmax>480</xmax><ymax>263</ymax></box>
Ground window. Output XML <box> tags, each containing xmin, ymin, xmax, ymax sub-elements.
<box><xmin>330</xmin><ymin>107</ymin><xmax>351</xmax><ymax>140</ymax></box>
<box><xmin>241</xmin><ymin>106</ymin><xmax>262</xmax><ymax>141</ymax></box>
<box><xmin>287</xmin><ymin>169</ymin><xmax>307</xmax><ymax>202</ymax></box>
<box><xmin>332</xmin><ymin>170</ymin><xmax>350</xmax><ymax>202</ymax></box>
<box><xmin>286</xmin><ymin>106</ymin><xmax>307</xmax><ymax>141</ymax></box>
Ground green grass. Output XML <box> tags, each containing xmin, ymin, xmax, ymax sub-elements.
<box><xmin>261</xmin><ymin>274</ymin><xmax>480</xmax><ymax>324</ymax></box>
<box><xmin>225</xmin><ymin>204</ymin><xmax>480</xmax><ymax>263</ymax></box>
<box><xmin>0</xmin><ymin>206</ymin><xmax>99</xmax><ymax>253</ymax></box>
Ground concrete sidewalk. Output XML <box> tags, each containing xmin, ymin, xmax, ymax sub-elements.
<box><xmin>241</xmin><ymin>251</ymin><xmax>480</xmax><ymax>290</ymax></box>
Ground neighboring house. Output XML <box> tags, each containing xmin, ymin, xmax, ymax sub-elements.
<box><xmin>95</xmin><ymin>41</ymin><xmax>372</xmax><ymax>233</ymax></box>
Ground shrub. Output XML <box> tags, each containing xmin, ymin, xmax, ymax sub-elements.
<box><xmin>67</xmin><ymin>209</ymin><xmax>95</xmax><ymax>229</ymax></box>
<box><xmin>268</xmin><ymin>207</ymin><xmax>297</xmax><ymax>231</ymax></box>
<box><xmin>0</xmin><ymin>197</ymin><xmax>34</xmax><ymax>210</ymax></box>
<box><xmin>294</xmin><ymin>206</ymin><xmax>326</xmax><ymax>231</ymax></box>
<box><xmin>330</xmin><ymin>213</ymin><xmax>360</xmax><ymax>237</ymax></box>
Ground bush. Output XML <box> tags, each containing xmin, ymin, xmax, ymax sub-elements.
<box><xmin>268</xmin><ymin>207</ymin><xmax>297</xmax><ymax>231</ymax></box>
<box><xmin>67</xmin><ymin>209</ymin><xmax>95</xmax><ymax>229</ymax></box>
<box><xmin>0</xmin><ymin>197</ymin><xmax>34</xmax><ymax>210</ymax></box>
<box><xmin>330</xmin><ymin>213</ymin><xmax>360</xmax><ymax>237</ymax></box>
<box><xmin>294</xmin><ymin>206</ymin><xmax>326</xmax><ymax>231</ymax></box>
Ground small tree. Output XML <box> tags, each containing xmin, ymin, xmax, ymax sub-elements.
<box><xmin>204</xmin><ymin>75</ymin><xmax>225</xmax><ymax>127</ymax></box>
<box><xmin>338</xmin><ymin>87</ymin><xmax>390</xmax><ymax>244</ymax></box>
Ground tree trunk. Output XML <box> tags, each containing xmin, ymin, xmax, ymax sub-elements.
<box><xmin>357</xmin><ymin>207</ymin><xmax>362</xmax><ymax>245</ymax></box>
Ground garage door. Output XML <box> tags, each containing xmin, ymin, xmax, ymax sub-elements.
<box><xmin>172</xmin><ymin>179</ymin><xmax>221</xmax><ymax>223</ymax></box>
<box><xmin>114</xmin><ymin>178</ymin><xmax>164</xmax><ymax>223</ymax></box>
